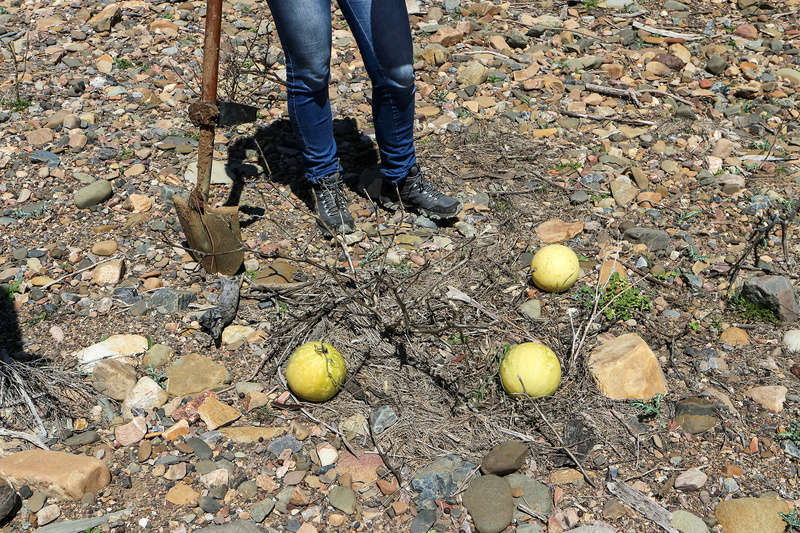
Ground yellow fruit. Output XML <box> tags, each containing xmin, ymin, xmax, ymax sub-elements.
<box><xmin>285</xmin><ymin>341</ymin><xmax>346</xmax><ymax>402</ymax></box>
<box><xmin>530</xmin><ymin>244</ymin><xmax>580</xmax><ymax>292</ymax></box>
<box><xmin>499</xmin><ymin>342</ymin><xmax>561</xmax><ymax>397</ymax></box>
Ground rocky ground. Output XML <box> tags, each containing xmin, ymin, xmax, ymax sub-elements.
<box><xmin>1</xmin><ymin>0</ymin><xmax>800</xmax><ymax>531</ymax></box>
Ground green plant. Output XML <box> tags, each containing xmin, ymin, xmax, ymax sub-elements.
<box><xmin>456</xmin><ymin>108</ymin><xmax>470</xmax><ymax>119</ymax></box>
<box><xmin>778</xmin><ymin>420</ymin><xmax>800</xmax><ymax>446</ymax></box>
<box><xmin>780</xmin><ymin>509</ymin><xmax>800</xmax><ymax>530</ymax></box>
<box><xmin>114</xmin><ymin>57</ymin><xmax>135</xmax><ymax>70</ymax></box>
<box><xmin>652</xmin><ymin>270</ymin><xmax>677</xmax><ymax>281</ymax></box>
<box><xmin>245</xmin><ymin>269</ymin><xmax>258</xmax><ymax>281</ymax></box>
<box><xmin>3</xmin><ymin>98</ymin><xmax>31</xmax><ymax>111</ymax></box>
<box><xmin>750</xmin><ymin>140</ymin><xmax>771</xmax><ymax>151</ymax></box>
<box><xmin>251</xmin><ymin>405</ymin><xmax>276</xmax><ymax>424</ymax></box>
<box><xmin>277</xmin><ymin>301</ymin><xmax>289</xmax><ymax>314</ymax></box>
<box><xmin>446</xmin><ymin>333</ymin><xmax>465</xmax><ymax>346</ymax></box>
<box><xmin>554</xmin><ymin>161</ymin><xmax>582</xmax><ymax>172</ymax></box>
<box><xmin>146</xmin><ymin>364</ymin><xmax>167</xmax><ymax>389</ymax></box>
<box><xmin>161</xmin><ymin>12</ymin><xmax>174</xmax><ymax>19</ymax></box>
<box><xmin>146</xmin><ymin>336</ymin><xmax>154</xmax><ymax>349</ymax></box>
<box><xmin>4</xmin><ymin>279</ymin><xmax>23</xmax><ymax>301</ymax></box>
<box><xmin>117</xmin><ymin>148</ymin><xmax>134</xmax><ymax>160</ymax></box>
<box><xmin>685</xmin><ymin>244</ymin><xmax>709</xmax><ymax>262</ymax></box>
<box><xmin>432</xmin><ymin>89</ymin><xmax>449</xmax><ymax>102</ymax></box>
<box><xmin>487</xmin><ymin>74</ymin><xmax>502</xmax><ymax>83</ymax></box>
<box><xmin>688</xmin><ymin>320</ymin><xmax>700</xmax><ymax>331</ymax></box>
<box><xmin>728</xmin><ymin>293</ymin><xmax>779</xmax><ymax>325</ymax></box>
<box><xmin>577</xmin><ymin>272</ymin><xmax>651</xmax><ymax>321</ymax></box>
<box><xmin>28</xmin><ymin>311</ymin><xmax>47</xmax><ymax>325</ymax></box>
<box><xmin>677</xmin><ymin>208</ymin><xmax>702</xmax><ymax>225</ymax></box>
<box><xmin>583</xmin><ymin>0</ymin><xmax>599</xmax><ymax>7</ymax></box>
<box><xmin>394</xmin><ymin>260</ymin><xmax>414</xmax><ymax>277</ymax></box>
<box><xmin>631</xmin><ymin>394</ymin><xmax>664</xmax><ymax>420</ymax></box>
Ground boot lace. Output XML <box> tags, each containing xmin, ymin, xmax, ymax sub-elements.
<box><xmin>318</xmin><ymin>174</ymin><xmax>347</xmax><ymax>216</ymax></box>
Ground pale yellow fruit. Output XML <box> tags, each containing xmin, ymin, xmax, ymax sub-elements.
<box><xmin>530</xmin><ymin>244</ymin><xmax>580</xmax><ymax>292</ymax></box>
<box><xmin>500</xmin><ymin>342</ymin><xmax>561</xmax><ymax>397</ymax></box>
<box><xmin>285</xmin><ymin>341</ymin><xmax>346</xmax><ymax>402</ymax></box>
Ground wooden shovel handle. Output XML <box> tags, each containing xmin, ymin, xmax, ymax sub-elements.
<box><xmin>194</xmin><ymin>0</ymin><xmax>223</xmax><ymax>202</ymax></box>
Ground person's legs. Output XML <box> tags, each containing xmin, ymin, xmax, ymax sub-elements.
<box><xmin>268</xmin><ymin>0</ymin><xmax>355</xmax><ymax>233</ymax></box>
<box><xmin>338</xmin><ymin>0</ymin><xmax>462</xmax><ymax>218</ymax></box>
<box><xmin>266</xmin><ymin>0</ymin><xmax>338</xmax><ymax>183</ymax></box>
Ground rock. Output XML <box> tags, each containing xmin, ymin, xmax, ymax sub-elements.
<box><xmin>674</xmin><ymin>469</ymin><xmax>707</xmax><ymax>491</ymax></box>
<box><xmin>91</xmin><ymin>259</ymin><xmax>125</xmax><ymax>285</ymax></box>
<box><xmin>717</xmin><ymin>173</ymin><xmax>745</xmax><ymax>195</ymax></box>
<box><xmin>197</xmin><ymin>396</ymin><xmax>241</xmax><ymax>430</ymax></box>
<box><xmin>317</xmin><ymin>442</ymin><xmax>339</xmax><ymax>467</ymax></box>
<box><xmin>0</xmin><ymin>450</ymin><xmax>109</xmax><ymax>500</ymax></box>
<box><xmin>24</xmin><ymin>128</ymin><xmax>54</xmax><ymax>146</ymax></box>
<box><xmin>123</xmin><ymin>377</ymin><xmax>169</xmax><ymax>414</ymax></box>
<box><xmin>671</xmin><ymin>510</ymin><xmax>708</xmax><ymax>533</ymax></box>
<box><xmin>28</xmin><ymin>490</ymin><xmax>46</xmax><ymax>512</ymax></box>
<box><xmin>599</xmin><ymin>259</ymin><xmax>627</xmax><ymax>286</ymax></box>
<box><xmin>610</xmin><ymin>178</ymin><xmax>638</xmax><ymax>207</ymax></box>
<box><xmin>166</xmin><ymin>353</ymin><xmax>230</xmax><ymax>396</ymax></box>
<box><xmin>519</xmin><ymin>299</ymin><xmax>542</xmax><ymax>319</ymax></box>
<box><xmin>784</xmin><ymin>330</ymin><xmax>800</xmax><ymax>353</ymax></box>
<box><xmin>91</xmin><ymin>359</ymin><xmax>136</xmax><ymax>400</ymax></box>
<box><xmin>535</xmin><ymin>219</ymin><xmax>584</xmax><ymax>243</ymax></box>
<box><xmin>712</xmin><ymin>138</ymin><xmax>734</xmax><ymax>159</ymax></box>
<box><xmin>369</xmin><ymin>406</ymin><xmax>398</xmax><ymax>435</ymax></box>
<box><xmin>115</xmin><ymin>416</ymin><xmax>147</xmax><ymax>446</ymax></box>
<box><xmin>142</xmin><ymin>343</ymin><xmax>173</xmax><ymax>368</ymax></box>
<box><xmin>150</xmin><ymin>287</ymin><xmax>196</xmax><ymax>313</ymax></box>
<box><xmin>37</xmin><ymin>504</ymin><xmax>60</xmax><ymax>526</ymax></box>
<box><xmin>183</xmin><ymin>160</ymin><xmax>235</xmax><ymax>186</ymax></box>
<box><xmin>622</xmin><ymin>227</ymin><xmax>672</xmax><ymax>254</ymax></box>
<box><xmin>221</xmin><ymin>325</ymin><xmax>256</xmax><ymax>345</ymax></box>
<box><xmin>746</xmin><ymin>385</ymin><xmax>787</xmax><ymax>412</ymax></box>
<box><xmin>91</xmin><ymin>240</ymin><xmax>118</xmax><ymax>256</ymax></box>
<box><xmin>74</xmin><ymin>334</ymin><xmax>148</xmax><ymax>370</ymax></box>
<box><xmin>411</xmin><ymin>455</ymin><xmax>476</xmax><ymax>504</ymax></box>
<box><xmin>74</xmin><ymin>180</ymin><xmax>113</xmax><ymax>209</ymax></box>
<box><xmin>457</xmin><ymin>61</ymin><xmax>488</xmax><ymax>86</ymax></box>
<box><xmin>430</xmin><ymin>26</ymin><xmax>466</xmax><ymax>47</ymax></box>
<box><xmin>715</xmin><ymin>496</ymin><xmax>792</xmax><ymax>533</ymax></box>
<box><xmin>198</xmin><ymin>495</ymin><xmax>220</xmax><ymax>513</ymax></box>
<box><xmin>195</xmin><ymin>521</ymin><xmax>264</xmax><ymax>533</ymax></box>
<box><xmin>741</xmin><ymin>276</ymin><xmax>799</xmax><ymax>322</ymax></box>
<box><xmin>720</xmin><ymin>327</ymin><xmax>749</xmax><ymax>346</ymax></box>
<box><xmin>219</xmin><ymin>426</ymin><xmax>286</xmax><ymax>444</ymax></box>
<box><xmin>734</xmin><ymin>23</ymin><xmax>758</xmax><ymax>39</ymax></box>
<box><xmin>88</xmin><ymin>3</ymin><xmax>121</xmax><ymax>32</ymax></box>
<box><xmin>664</xmin><ymin>0</ymin><xmax>688</xmax><ymax>9</ymax></box>
<box><xmin>675</xmin><ymin>397</ymin><xmax>719</xmax><ymax>434</ymax></box>
<box><xmin>250</xmin><ymin>498</ymin><xmax>275</xmax><ymax>522</ymax></box>
<box><xmin>776</xmin><ymin>68</ymin><xmax>800</xmax><ymax>86</ymax></box>
<box><xmin>480</xmin><ymin>440</ymin><xmax>528</xmax><ymax>475</ymax></box>
<box><xmin>706</xmin><ymin>55</ymin><xmax>727</xmax><ymax>75</ymax></box>
<box><xmin>550</xmin><ymin>468</ymin><xmax>584</xmax><ymax>485</ymax></box>
<box><xmin>128</xmin><ymin>194</ymin><xmax>152</xmax><ymax>212</ymax></box>
<box><xmin>506</xmin><ymin>474</ymin><xmax>552</xmax><ymax>518</ymax></box>
<box><xmin>588</xmin><ymin>333</ymin><xmax>668</xmax><ymax>400</ymax></box>
<box><xmin>563</xmin><ymin>527</ymin><xmax>616</xmax><ymax>533</ymax></box>
<box><xmin>328</xmin><ymin>485</ymin><xmax>356</xmax><ymax>514</ymax></box>
<box><xmin>165</xmin><ymin>483</ymin><xmax>199</xmax><ymax>506</ymax></box>
<box><xmin>462</xmin><ymin>475</ymin><xmax>514</xmax><ymax>533</ymax></box>
<box><xmin>163</xmin><ymin>419</ymin><xmax>189</xmax><ymax>441</ymax></box>
<box><xmin>0</xmin><ymin>478</ymin><xmax>18</xmax><ymax>523</ymax></box>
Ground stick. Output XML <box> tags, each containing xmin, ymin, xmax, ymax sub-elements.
<box><xmin>639</xmin><ymin>89</ymin><xmax>695</xmax><ymax>108</ymax></box>
<box><xmin>560</xmin><ymin>110</ymin><xmax>655</xmax><ymax>126</ymax></box>
<box><xmin>585</xmin><ymin>83</ymin><xmax>641</xmax><ymax>108</ymax></box>
<box><xmin>607</xmin><ymin>480</ymin><xmax>679</xmax><ymax>533</ymax></box>
<box><xmin>632</xmin><ymin>21</ymin><xmax>702</xmax><ymax>41</ymax></box>
<box><xmin>368</xmin><ymin>417</ymin><xmax>403</xmax><ymax>486</ymax></box>
<box><xmin>40</xmin><ymin>257</ymin><xmax>120</xmax><ymax>290</ymax></box>
<box><xmin>0</xmin><ymin>428</ymin><xmax>49</xmax><ymax>449</ymax></box>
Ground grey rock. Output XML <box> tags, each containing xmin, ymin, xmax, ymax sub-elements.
<box><xmin>30</xmin><ymin>150</ymin><xmax>60</xmax><ymax>167</ymax></box>
<box><xmin>618</xmin><ymin>27</ymin><xmax>636</xmax><ymax>45</ymax></box>
<box><xmin>480</xmin><ymin>440</ymin><xmax>528</xmax><ymax>475</ymax></box>
<box><xmin>238</xmin><ymin>480</ymin><xmax>258</xmax><ymax>500</ymax></box>
<box><xmin>198</xmin><ymin>495</ymin><xmax>220</xmax><ymax>513</ymax></box>
<box><xmin>74</xmin><ymin>180</ymin><xmax>112</xmax><ymax>209</ymax></box>
<box><xmin>444</xmin><ymin>0</ymin><xmax>460</xmax><ymax>12</ymax></box>
<box><xmin>28</xmin><ymin>491</ymin><xmax>46</xmax><ymax>513</ymax></box>
<box><xmin>31</xmin><ymin>508</ymin><xmax>131</xmax><ymax>533</ymax></box>
<box><xmin>671</xmin><ymin>509</ymin><xmax>709</xmax><ymax>533</ymax></box>
<box><xmin>462</xmin><ymin>475</ymin><xmax>513</xmax><ymax>533</ymax></box>
<box><xmin>623</xmin><ymin>227</ymin><xmax>672</xmax><ymax>253</ymax></box>
<box><xmin>455</xmin><ymin>221</ymin><xmax>476</xmax><ymax>239</ymax></box>
<box><xmin>186</xmin><ymin>437</ymin><xmax>213</xmax><ymax>460</ymax></box>
<box><xmin>519</xmin><ymin>299</ymin><xmax>541</xmax><ymax>320</ymax></box>
<box><xmin>328</xmin><ymin>485</ymin><xmax>356</xmax><ymax>514</ymax></box>
<box><xmin>268</xmin><ymin>435</ymin><xmax>302</xmax><ymax>456</ymax></box>
<box><xmin>0</xmin><ymin>479</ymin><xmax>18</xmax><ymax>524</ymax></box>
<box><xmin>369</xmin><ymin>406</ymin><xmax>398</xmax><ymax>435</ymax></box>
<box><xmin>150</xmin><ymin>288</ymin><xmax>196</xmax><ymax>313</ymax></box>
<box><xmin>195</xmin><ymin>459</ymin><xmax>217</xmax><ymax>475</ymax></box>
<box><xmin>570</xmin><ymin>190</ymin><xmax>589</xmax><ymax>204</ymax></box>
<box><xmin>741</xmin><ymin>276</ymin><xmax>799</xmax><ymax>322</ymax></box>
<box><xmin>564</xmin><ymin>527</ymin><xmax>617</xmax><ymax>533</ymax></box>
<box><xmin>782</xmin><ymin>440</ymin><xmax>800</xmax><ymax>459</ymax></box>
<box><xmin>195</xmin><ymin>521</ymin><xmax>265</xmax><ymax>533</ymax></box>
<box><xmin>250</xmin><ymin>498</ymin><xmax>275</xmax><ymax>522</ymax></box>
<box><xmin>706</xmin><ymin>55</ymin><xmax>727</xmax><ymax>75</ymax></box>
<box><xmin>517</xmin><ymin>524</ymin><xmax>545</xmax><ymax>533</ymax></box>
<box><xmin>409</xmin><ymin>506</ymin><xmax>437</xmax><ymax>533</ymax></box>
<box><xmin>721</xmin><ymin>477</ymin><xmax>739</xmax><ymax>494</ymax></box>
<box><xmin>664</xmin><ymin>0</ymin><xmax>688</xmax><ymax>10</ymax></box>
<box><xmin>506</xmin><ymin>474</ymin><xmax>551</xmax><ymax>519</ymax></box>
<box><xmin>63</xmin><ymin>431</ymin><xmax>100</xmax><ymax>447</ymax></box>
<box><xmin>506</xmin><ymin>29</ymin><xmax>528</xmax><ymax>49</ymax></box>
<box><xmin>142</xmin><ymin>344</ymin><xmax>173</xmax><ymax>368</ymax></box>
<box><xmin>411</xmin><ymin>455</ymin><xmax>476</xmax><ymax>504</ymax></box>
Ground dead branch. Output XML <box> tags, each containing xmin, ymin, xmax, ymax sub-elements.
<box><xmin>607</xmin><ymin>480</ymin><xmax>678</xmax><ymax>533</ymax></box>
<box><xmin>368</xmin><ymin>417</ymin><xmax>403</xmax><ymax>486</ymax></box>
<box><xmin>560</xmin><ymin>109</ymin><xmax>655</xmax><ymax>126</ymax></box>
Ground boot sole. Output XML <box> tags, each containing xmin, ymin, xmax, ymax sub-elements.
<box><xmin>379</xmin><ymin>197</ymin><xmax>462</xmax><ymax>220</ymax></box>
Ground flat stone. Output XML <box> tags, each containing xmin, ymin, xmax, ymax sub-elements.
<box><xmin>91</xmin><ymin>359</ymin><xmax>136</xmax><ymax>400</ymax></box>
<box><xmin>784</xmin><ymin>330</ymin><xmax>800</xmax><ymax>353</ymax></box>
<box><xmin>123</xmin><ymin>377</ymin><xmax>169</xmax><ymax>415</ymax></box>
<box><xmin>610</xmin><ymin>177</ymin><xmax>638</xmax><ymax>207</ymax></box>
<box><xmin>37</xmin><ymin>504</ymin><xmax>60</xmax><ymax>526</ymax></box>
<box><xmin>219</xmin><ymin>426</ymin><xmax>286</xmax><ymax>444</ymax></box>
<box><xmin>671</xmin><ymin>510</ymin><xmax>708</xmax><ymax>533</ymax></box>
<box><xmin>91</xmin><ymin>259</ymin><xmax>125</xmax><ymax>286</ymax></box>
<box><xmin>166</xmin><ymin>353</ymin><xmax>230</xmax><ymax>396</ymax></box>
<box><xmin>589</xmin><ymin>333</ymin><xmax>668</xmax><ymax>400</ymax></box>
<box><xmin>74</xmin><ymin>334</ymin><xmax>148</xmax><ymax>369</ymax></box>
<box><xmin>165</xmin><ymin>483</ymin><xmax>199</xmax><ymax>506</ymax></box>
<box><xmin>63</xmin><ymin>431</ymin><xmax>100</xmax><ymax>448</ymax></box>
<box><xmin>221</xmin><ymin>325</ymin><xmax>256</xmax><ymax>345</ymax></box>
<box><xmin>0</xmin><ymin>478</ymin><xmax>17</xmax><ymax>523</ymax></box>
<box><xmin>535</xmin><ymin>219</ymin><xmax>584</xmax><ymax>244</ymax></box>
<box><xmin>742</xmin><ymin>276</ymin><xmax>798</xmax><ymax>322</ymax></box>
<box><xmin>142</xmin><ymin>344</ymin><xmax>173</xmax><ymax>368</ymax></box>
<box><xmin>29</xmin><ymin>490</ymin><xmax>46</xmax><ymax>512</ymax></box>
<box><xmin>369</xmin><ymin>406</ymin><xmax>398</xmax><ymax>435</ymax></box>
<box><xmin>480</xmin><ymin>440</ymin><xmax>528</xmax><ymax>475</ymax></box>
<box><xmin>622</xmin><ymin>227</ymin><xmax>672</xmax><ymax>254</ymax></box>
<box><xmin>150</xmin><ymin>287</ymin><xmax>196</xmax><ymax>313</ymax></box>
<box><xmin>195</xmin><ymin>521</ymin><xmax>265</xmax><ymax>533</ymax></box>
<box><xmin>197</xmin><ymin>397</ymin><xmax>241</xmax><ymax>430</ymax></box>
<box><xmin>519</xmin><ymin>299</ymin><xmax>542</xmax><ymax>319</ymax></box>
<box><xmin>746</xmin><ymin>385</ymin><xmax>787</xmax><ymax>412</ymax></box>
<box><xmin>674</xmin><ymin>469</ymin><xmax>707</xmax><ymax>491</ymax></box>
<box><xmin>411</xmin><ymin>455</ymin><xmax>476</xmax><ymax>504</ymax></box>
<box><xmin>115</xmin><ymin>416</ymin><xmax>147</xmax><ymax>446</ymax></box>
<box><xmin>328</xmin><ymin>485</ymin><xmax>356</xmax><ymax>514</ymax></box>
<box><xmin>74</xmin><ymin>180</ymin><xmax>112</xmax><ymax>209</ymax></box>
<box><xmin>715</xmin><ymin>496</ymin><xmax>792</xmax><ymax>533</ymax></box>
<box><xmin>720</xmin><ymin>327</ymin><xmax>749</xmax><ymax>346</ymax></box>
<box><xmin>506</xmin><ymin>473</ymin><xmax>551</xmax><ymax>518</ymax></box>
<box><xmin>91</xmin><ymin>240</ymin><xmax>117</xmax><ymax>256</ymax></box>
<box><xmin>250</xmin><ymin>498</ymin><xmax>275</xmax><ymax>522</ymax></box>
<box><xmin>0</xmin><ymin>450</ymin><xmax>109</xmax><ymax>500</ymax></box>
<box><xmin>462</xmin><ymin>475</ymin><xmax>513</xmax><ymax>533</ymax></box>
<box><xmin>316</xmin><ymin>442</ymin><xmax>339</xmax><ymax>467</ymax></box>
<box><xmin>186</xmin><ymin>437</ymin><xmax>213</xmax><ymax>460</ymax></box>
<box><xmin>675</xmin><ymin>397</ymin><xmax>718</xmax><ymax>434</ymax></box>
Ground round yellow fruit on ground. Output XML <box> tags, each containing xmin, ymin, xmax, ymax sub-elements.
<box><xmin>285</xmin><ymin>341</ymin><xmax>346</xmax><ymax>402</ymax></box>
<box><xmin>500</xmin><ymin>342</ymin><xmax>561</xmax><ymax>397</ymax></box>
<box><xmin>530</xmin><ymin>244</ymin><xmax>580</xmax><ymax>292</ymax></box>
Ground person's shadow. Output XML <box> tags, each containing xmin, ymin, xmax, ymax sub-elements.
<box><xmin>0</xmin><ymin>285</ymin><xmax>23</xmax><ymax>364</ymax></box>
<box><xmin>224</xmin><ymin>117</ymin><xmax>381</xmax><ymax>227</ymax></box>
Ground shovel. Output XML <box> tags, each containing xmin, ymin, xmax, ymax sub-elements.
<box><xmin>173</xmin><ymin>0</ymin><xmax>258</xmax><ymax>276</ymax></box>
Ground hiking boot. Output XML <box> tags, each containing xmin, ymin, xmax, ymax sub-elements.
<box><xmin>312</xmin><ymin>173</ymin><xmax>355</xmax><ymax>235</ymax></box>
<box><xmin>380</xmin><ymin>165</ymin><xmax>461</xmax><ymax>219</ymax></box>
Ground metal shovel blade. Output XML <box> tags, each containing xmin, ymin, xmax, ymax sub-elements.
<box><xmin>216</xmin><ymin>101</ymin><xmax>258</xmax><ymax>127</ymax></box>
<box><xmin>173</xmin><ymin>195</ymin><xmax>244</xmax><ymax>276</ymax></box>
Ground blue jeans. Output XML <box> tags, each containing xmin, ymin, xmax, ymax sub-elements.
<box><xmin>267</xmin><ymin>0</ymin><xmax>417</xmax><ymax>183</ymax></box>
